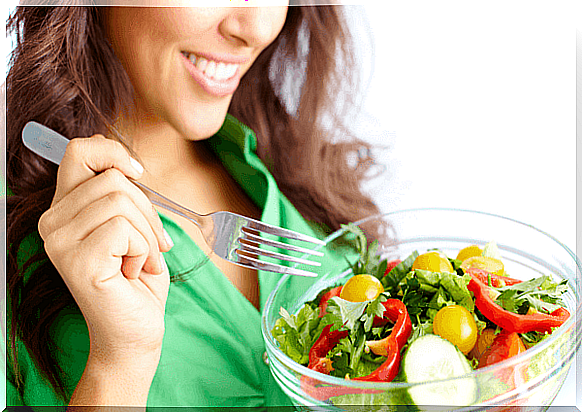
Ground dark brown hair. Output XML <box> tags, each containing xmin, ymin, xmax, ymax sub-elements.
<box><xmin>6</xmin><ymin>5</ymin><xmax>384</xmax><ymax>401</ymax></box>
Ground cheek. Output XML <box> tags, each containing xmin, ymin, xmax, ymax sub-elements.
<box><xmin>274</xmin><ymin>7</ymin><xmax>289</xmax><ymax>36</ymax></box>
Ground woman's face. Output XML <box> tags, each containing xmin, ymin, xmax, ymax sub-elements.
<box><xmin>105</xmin><ymin>6</ymin><xmax>288</xmax><ymax>140</ymax></box>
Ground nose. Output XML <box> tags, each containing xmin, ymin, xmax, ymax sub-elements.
<box><xmin>219</xmin><ymin>6</ymin><xmax>288</xmax><ymax>48</ymax></box>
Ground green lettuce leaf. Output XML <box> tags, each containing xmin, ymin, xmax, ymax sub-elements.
<box><xmin>271</xmin><ymin>304</ymin><xmax>323</xmax><ymax>365</ymax></box>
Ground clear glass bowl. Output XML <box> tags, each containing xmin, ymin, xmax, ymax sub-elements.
<box><xmin>261</xmin><ymin>208</ymin><xmax>581</xmax><ymax>410</ymax></box>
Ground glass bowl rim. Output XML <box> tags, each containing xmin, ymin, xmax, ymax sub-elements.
<box><xmin>261</xmin><ymin>207</ymin><xmax>581</xmax><ymax>390</ymax></box>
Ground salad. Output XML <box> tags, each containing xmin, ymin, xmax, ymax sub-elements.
<box><xmin>271</xmin><ymin>223</ymin><xmax>571</xmax><ymax>406</ymax></box>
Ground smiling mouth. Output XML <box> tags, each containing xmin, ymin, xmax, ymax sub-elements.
<box><xmin>181</xmin><ymin>52</ymin><xmax>239</xmax><ymax>81</ymax></box>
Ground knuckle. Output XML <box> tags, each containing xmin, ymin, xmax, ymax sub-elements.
<box><xmin>63</xmin><ymin>138</ymin><xmax>86</xmax><ymax>160</ymax></box>
<box><xmin>105</xmin><ymin>192</ymin><xmax>135</xmax><ymax>219</ymax></box>
<box><xmin>105</xmin><ymin>190</ymin><xmax>129</xmax><ymax>207</ymax></box>
<box><xmin>37</xmin><ymin>210</ymin><xmax>51</xmax><ymax>239</ymax></box>
<box><xmin>102</xmin><ymin>167</ymin><xmax>125</xmax><ymax>186</ymax></box>
<box><xmin>109</xmin><ymin>215</ymin><xmax>128</xmax><ymax>232</ymax></box>
<box><xmin>100</xmin><ymin>136</ymin><xmax>126</xmax><ymax>154</ymax></box>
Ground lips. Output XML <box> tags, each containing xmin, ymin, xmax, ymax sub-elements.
<box><xmin>181</xmin><ymin>51</ymin><xmax>245</xmax><ymax>97</ymax></box>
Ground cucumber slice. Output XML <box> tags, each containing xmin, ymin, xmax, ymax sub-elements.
<box><xmin>403</xmin><ymin>334</ymin><xmax>477</xmax><ymax>406</ymax></box>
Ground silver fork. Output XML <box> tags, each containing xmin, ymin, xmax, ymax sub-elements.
<box><xmin>22</xmin><ymin>121</ymin><xmax>325</xmax><ymax>277</ymax></box>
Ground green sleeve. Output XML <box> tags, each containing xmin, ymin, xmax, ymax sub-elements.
<box><xmin>5</xmin><ymin>209</ymin><xmax>76</xmax><ymax>406</ymax></box>
<box><xmin>5</xmin><ymin>362</ymin><xmax>25</xmax><ymax>406</ymax></box>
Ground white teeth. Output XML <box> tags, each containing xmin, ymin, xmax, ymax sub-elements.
<box><xmin>204</xmin><ymin>61</ymin><xmax>216</xmax><ymax>78</ymax></box>
<box><xmin>196</xmin><ymin>57</ymin><xmax>208</xmax><ymax>72</ymax></box>
<box><xmin>185</xmin><ymin>52</ymin><xmax>238</xmax><ymax>81</ymax></box>
<box><xmin>215</xmin><ymin>62</ymin><xmax>227</xmax><ymax>80</ymax></box>
<box><xmin>226</xmin><ymin>64</ymin><xmax>237</xmax><ymax>78</ymax></box>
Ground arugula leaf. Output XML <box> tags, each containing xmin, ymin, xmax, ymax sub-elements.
<box><xmin>426</xmin><ymin>287</ymin><xmax>455</xmax><ymax>320</ymax></box>
<box><xmin>407</xmin><ymin>319</ymin><xmax>433</xmax><ymax>345</ymax></box>
<box><xmin>371</xmin><ymin>326</ymin><xmax>385</xmax><ymax>338</ymax></box>
<box><xmin>495</xmin><ymin>289</ymin><xmax>529</xmax><ymax>314</ymax></box>
<box><xmin>450</xmin><ymin>258</ymin><xmax>463</xmax><ymax>272</ymax></box>
<box><xmin>495</xmin><ymin>275</ymin><xmax>567</xmax><ymax>315</ymax></box>
<box><xmin>349</xmin><ymin>328</ymin><xmax>367</xmax><ymax>370</ymax></box>
<box><xmin>520</xmin><ymin>330</ymin><xmax>552</xmax><ymax>346</ymax></box>
<box><xmin>382</xmin><ymin>251</ymin><xmax>419</xmax><ymax>294</ymax></box>
<box><xmin>376</xmin><ymin>259</ymin><xmax>388</xmax><ymax>280</ymax></box>
<box><xmin>328</xmin><ymin>352</ymin><xmax>352</xmax><ymax>378</ymax></box>
<box><xmin>353</xmin><ymin>356</ymin><xmax>384</xmax><ymax>377</ymax></box>
<box><xmin>340</xmin><ymin>223</ymin><xmax>384</xmax><ymax>279</ymax></box>
<box><xmin>400</xmin><ymin>275</ymin><xmax>430</xmax><ymax>322</ymax></box>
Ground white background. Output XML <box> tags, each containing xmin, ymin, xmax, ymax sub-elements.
<box><xmin>3</xmin><ymin>0</ymin><xmax>580</xmax><ymax>408</ymax></box>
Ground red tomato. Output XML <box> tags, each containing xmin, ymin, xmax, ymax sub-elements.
<box><xmin>478</xmin><ymin>329</ymin><xmax>528</xmax><ymax>394</ymax></box>
<box><xmin>478</xmin><ymin>329</ymin><xmax>526</xmax><ymax>368</ymax></box>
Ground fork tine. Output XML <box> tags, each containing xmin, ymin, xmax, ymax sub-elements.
<box><xmin>241</xmin><ymin>228</ymin><xmax>324</xmax><ymax>257</ymax></box>
<box><xmin>245</xmin><ymin>219</ymin><xmax>326</xmax><ymax>245</ymax></box>
<box><xmin>235</xmin><ymin>254</ymin><xmax>318</xmax><ymax>277</ymax></box>
<box><xmin>236</xmin><ymin>241</ymin><xmax>321</xmax><ymax>267</ymax></box>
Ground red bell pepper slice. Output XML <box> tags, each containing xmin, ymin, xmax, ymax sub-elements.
<box><xmin>467</xmin><ymin>276</ymin><xmax>570</xmax><ymax>334</ymax></box>
<box><xmin>307</xmin><ymin>324</ymin><xmax>349</xmax><ymax>371</ymax></box>
<box><xmin>318</xmin><ymin>286</ymin><xmax>343</xmax><ymax>317</ymax></box>
<box><xmin>354</xmin><ymin>299</ymin><xmax>411</xmax><ymax>383</ymax></box>
<box><xmin>368</xmin><ymin>299</ymin><xmax>412</xmax><ymax>352</ymax></box>
<box><xmin>384</xmin><ymin>259</ymin><xmax>402</xmax><ymax>276</ymax></box>
<box><xmin>303</xmin><ymin>299</ymin><xmax>412</xmax><ymax>401</ymax></box>
<box><xmin>465</xmin><ymin>267</ymin><xmax>522</xmax><ymax>288</ymax></box>
<box><xmin>302</xmin><ymin>324</ymin><xmax>380</xmax><ymax>400</ymax></box>
<box><xmin>352</xmin><ymin>337</ymin><xmax>401</xmax><ymax>382</ymax></box>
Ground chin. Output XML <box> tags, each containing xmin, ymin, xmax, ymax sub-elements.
<box><xmin>177</xmin><ymin>107</ymin><xmax>229</xmax><ymax>141</ymax></box>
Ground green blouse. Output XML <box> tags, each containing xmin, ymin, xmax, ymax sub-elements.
<box><xmin>5</xmin><ymin>115</ymin><xmax>344</xmax><ymax>408</ymax></box>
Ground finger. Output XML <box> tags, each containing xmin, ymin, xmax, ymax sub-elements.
<box><xmin>81</xmin><ymin>216</ymin><xmax>151</xmax><ymax>285</ymax></box>
<box><xmin>61</xmin><ymin>191</ymin><xmax>165</xmax><ymax>275</ymax></box>
<box><xmin>54</xmin><ymin>135</ymin><xmax>144</xmax><ymax>205</ymax></box>
<box><xmin>137</xmin><ymin>259</ymin><xmax>171</xmax><ymax>308</ymax></box>
<box><xmin>122</xmin><ymin>255</ymin><xmax>149</xmax><ymax>280</ymax></box>
<box><xmin>44</xmin><ymin>167</ymin><xmax>172</xmax><ymax>252</ymax></box>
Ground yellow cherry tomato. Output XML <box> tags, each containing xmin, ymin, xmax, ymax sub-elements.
<box><xmin>460</xmin><ymin>256</ymin><xmax>504</xmax><ymax>276</ymax></box>
<box><xmin>432</xmin><ymin>305</ymin><xmax>478</xmax><ymax>355</ymax></box>
<box><xmin>456</xmin><ymin>245</ymin><xmax>483</xmax><ymax>262</ymax></box>
<box><xmin>339</xmin><ymin>274</ymin><xmax>384</xmax><ymax>302</ymax></box>
<box><xmin>412</xmin><ymin>251</ymin><xmax>454</xmax><ymax>273</ymax></box>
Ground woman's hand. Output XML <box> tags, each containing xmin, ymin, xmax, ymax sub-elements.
<box><xmin>38</xmin><ymin>135</ymin><xmax>173</xmax><ymax>405</ymax></box>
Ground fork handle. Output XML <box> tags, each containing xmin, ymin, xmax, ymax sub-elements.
<box><xmin>21</xmin><ymin>121</ymin><xmax>203</xmax><ymax>229</ymax></box>
<box><xmin>22</xmin><ymin>121</ymin><xmax>70</xmax><ymax>165</ymax></box>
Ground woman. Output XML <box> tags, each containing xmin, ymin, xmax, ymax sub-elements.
<box><xmin>6</xmin><ymin>4</ymin><xmax>383</xmax><ymax>407</ymax></box>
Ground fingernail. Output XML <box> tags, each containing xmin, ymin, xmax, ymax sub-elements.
<box><xmin>163</xmin><ymin>228</ymin><xmax>174</xmax><ymax>249</ymax></box>
<box><xmin>130</xmin><ymin>156</ymin><xmax>144</xmax><ymax>175</ymax></box>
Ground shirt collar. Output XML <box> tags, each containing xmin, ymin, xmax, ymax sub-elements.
<box><xmin>210</xmin><ymin>114</ymin><xmax>258</xmax><ymax>157</ymax></box>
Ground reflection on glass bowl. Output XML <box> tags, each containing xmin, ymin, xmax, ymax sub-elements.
<box><xmin>261</xmin><ymin>209</ymin><xmax>581</xmax><ymax>410</ymax></box>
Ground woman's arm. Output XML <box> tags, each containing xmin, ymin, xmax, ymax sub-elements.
<box><xmin>37</xmin><ymin>136</ymin><xmax>173</xmax><ymax>407</ymax></box>
<box><xmin>69</xmin><ymin>351</ymin><xmax>160</xmax><ymax>407</ymax></box>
